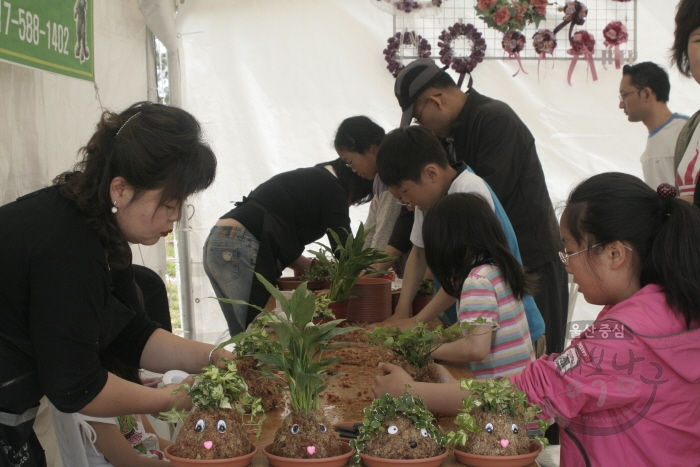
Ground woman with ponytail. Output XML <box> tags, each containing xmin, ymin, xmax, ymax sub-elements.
<box><xmin>375</xmin><ymin>173</ymin><xmax>700</xmax><ymax>466</ymax></box>
<box><xmin>0</xmin><ymin>102</ymin><xmax>227</xmax><ymax>465</ymax></box>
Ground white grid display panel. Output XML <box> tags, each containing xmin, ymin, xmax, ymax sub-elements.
<box><xmin>393</xmin><ymin>0</ymin><xmax>636</xmax><ymax>63</ymax></box>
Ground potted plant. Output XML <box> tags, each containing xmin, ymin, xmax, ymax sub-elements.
<box><xmin>310</xmin><ymin>223</ymin><xmax>393</xmax><ymax>319</ymax></box>
<box><xmin>277</xmin><ymin>262</ymin><xmax>330</xmax><ymax>291</ymax></box>
<box><xmin>445</xmin><ymin>378</ymin><xmax>549</xmax><ymax>466</ymax></box>
<box><xmin>160</xmin><ymin>359</ymin><xmax>265</xmax><ymax>465</ymax></box>
<box><xmin>350</xmin><ymin>390</ymin><xmax>448</xmax><ymax>465</ymax></box>
<box><xmin>220</xmin><ymin>273</ymin><xmax>358</xmax><ymax>464</ymax></box>
<box><xmin>228</xmin><ymin>319</ymin><xmax>285</xmax><ymax>412</ymax></box>
<box><xmin>368</xmin><ymin>322</ymin><xmax>464</xmax><ymax>383</ymax></box>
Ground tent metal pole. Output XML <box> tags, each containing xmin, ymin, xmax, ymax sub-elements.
<box><xmin>168</xmin><ymin>47</ymin><xmax>196</xmax><ymax>340</ymax></box>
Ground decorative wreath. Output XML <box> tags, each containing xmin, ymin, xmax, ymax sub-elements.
<box><xmin>554</xmin><ymin>1</ymin><xmax>588</xmax><ymax>38</ymax></box>
<box><xmin>475</xmin><ymin>0</ymin><xmax>547</xmax><ymax>34</ymax></box>
<box><xmin>603</xmin><ymin>21</ymin><xmax>629</xmax><ymax>69</ymax></box>
<box><xmin>567</xmin><ymin>30</ymin><xmax>597</xmax><ymax>85</ymax></box>
<box><xmin>383</xmin><ymin>31</ymin><xmax>432</xmax><ymax>77</ymax></box>
<box><xmin>438</xmin><ymin>22</ymin><xmax>487</xmax><ymax>88</ymax></box>
<box><xmin>502</xmin><ymin>31</ymin><xmax>528</xmax><ymax>77</ymax></box>
<box><xmin>532</xmin><ymin>29</ymin><xmax>557</xmax><ymax>81</ymax></box>
<box><xmin>372</xmin><ymin>0</ymin><xmax>445</xmax><ymax>15</ymax></box>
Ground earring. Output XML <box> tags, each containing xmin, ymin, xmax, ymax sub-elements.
<box><xmin>111</xmin><ymin>200</ymin><xmax>118</xmax><ymax>214</ymax></box>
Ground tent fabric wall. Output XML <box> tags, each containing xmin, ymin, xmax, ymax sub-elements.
<box><xmin>0</xmin><ymin>0</ymin><xmax>167</xmax><ymax>275</ymax></box>
<box><xmin>175</xmin><ymin>0</ymin><xmax>700</xmax><ymax>343</ymax></box>
<box><xmin>2</xmin><ymin>1</ymin><xmax>699</xmax><ymax>344</ymax></box>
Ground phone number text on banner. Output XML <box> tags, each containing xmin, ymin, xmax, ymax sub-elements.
<box><xmin>0</xmin><ymin>0</ymin><xmax>93</xmax><ymax>81</ymax></box>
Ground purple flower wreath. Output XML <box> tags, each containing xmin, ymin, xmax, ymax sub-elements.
<box><xmin>567</xmin><ymin>30</ymin><xmax>597</xmax><ymax>85</ymax></box>
<box><xmin>532</xmin><ymin>29</ymin><xmax>557</xmax><ymax>80</ymax></box>
<box><xmin>502</xmin><ymin>31</ymin><xmax>528</xmax><ymax>77</ymax></box>
<box><xmin>383</xmin><ymin>31</ymin><xmax>432</xmax><ymax>77</ymax></box>
<box><xmin>603</xmin><ymin>21</ymin><xmax>629</xmax><ymax>69</ymax></box>
<box><xmin>373</xmin><ymin>0</ymin><xmax>444</xmax><ymax>15</ymax></box>
<box><xmin>438</xmin><ymin>22</ymin><xmax>487</xmax><ymax>88</ymax></box>
<box><xmin>554</xmin><ymin>1</ymin><xmax>588</xmax><ymax>38</ymax></box>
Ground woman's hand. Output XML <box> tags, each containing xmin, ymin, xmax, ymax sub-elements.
<box><xmin>373</xmin><ymin>362</ymin><xmax>416</xmax><ymax>398</ymax></box>
<box><xmin>160</xmin><ymin>379</ymin><xmax>194</xmax><ymax>413</ymax></box>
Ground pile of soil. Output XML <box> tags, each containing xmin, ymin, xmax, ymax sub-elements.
<box><xmin>171</xmin><ymin>407</ymin><xmax>252</xmax><ymax>459</ymax></box>
<box><xmin>363</xmin><ymin>415</ymin><xmax>444</xmax><ymax>460</ymax></box>
<box><xmin>236</xmin><ymin>356</ymin><xmax>284</xmax><ymax>412</ymax></box>
<box><xmin>270</xmin><ymin>409</ymin><xmax>343</xmax><ymax>458</ymax></box>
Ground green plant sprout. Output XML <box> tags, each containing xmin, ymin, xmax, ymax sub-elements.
<box><xmin>215</xmin><ymin>273</ymin><xmax>359</xmax><ymax>413</ymax></box>
<box><xmin>299</xmin><ymin>262</ymin><xmax>329</xmax><ymax>282</ymax></box>
<box><xmin>310</xmin><ymin>223</ymin><xmax>393</xmax><ymax>303</ymax></box>
<box><xmin>368</xmin><ymin>322</ymin><xmax>465</xmax><ymax>368</ymax></box>
<box><xmin>445</xmin><ymin>378</ymin><xmax>550</xmax><ymax>448</ymax></box>
<box><xmin>350</xmin><ymin>388</ymin><xmax>447</xmax><ymax>464</ymax></box>
<box><xmin>159</xmin><ymin>359</ymin><xmax>266</xmax><ymax>437</ymax></box>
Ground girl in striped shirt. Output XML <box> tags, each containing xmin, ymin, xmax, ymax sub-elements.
<box><xmin>424</xmin><ymin>193</ymin><xmax>536</xmax><ymax>378</ymax></box>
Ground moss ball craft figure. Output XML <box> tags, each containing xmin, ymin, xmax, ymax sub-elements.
<box><xmin>446</xmin><ymin>378</ymin><xmax>549</xmax><ymax>457</ymax></box>
<box><xmin>160</xmin><ymin>360</ymin><xmax>265</xmax><ymax>460</ymax></box>
<box><xmin>351</xmin><ymin>391</ymin><xmax>447</xmax><ymax>463</ymax></box>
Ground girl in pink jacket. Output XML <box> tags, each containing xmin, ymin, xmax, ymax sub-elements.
<box><xmin>373</xmin><ymin>173</ymin><xmax>700</xmax><ymax>467</ymax></box>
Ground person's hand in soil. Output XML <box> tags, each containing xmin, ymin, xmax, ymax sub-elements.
<box><xmin>367</xmin><ymin>315</ymin><xmax>418</xmax><ymax>332</ymax></box>
<box><xmin>373</xmin><ymin>362</ymin><xmax>416</xmax><ymax>398</ymax></box>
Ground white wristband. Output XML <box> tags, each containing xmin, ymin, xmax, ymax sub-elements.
<box><xmin>208</xmin><ymin>347</ymin><xmax>217</xmax><ymax>366</ymax></box>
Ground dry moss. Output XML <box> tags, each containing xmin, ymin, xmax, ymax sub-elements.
<box><xmin>363</xmin><ymin>415</ymin><xmax>444</xmax><ymax>460</ymax></box>
<box><xmin>456</xmin><ymin>411</ymin><xmax>531</xmax><ymax>456</ymax></box>
<box><xmin>270</xmin><ymin>410</ymin><xmax>343</xmax><ymax>459</ymax></box>
<box><xmin>171</xmin><ymin>407</ymin><xmax>252</xmax><ymax>460</ymax></box>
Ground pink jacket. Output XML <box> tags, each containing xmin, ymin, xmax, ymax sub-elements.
<box><xmin>513</xmin><ymin>284</ymin><xmax>700</xmax><ymax>467</ymax></box>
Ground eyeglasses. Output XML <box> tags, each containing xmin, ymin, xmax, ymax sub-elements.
<box><xmin>619</xmin><ymin>89</ymin><xmax>640</xmax><ymax>103</ymax></box>
<box><xmin>559</xmin><ymin>243</ymin><xmax>634</xmax><ymax>266</ymax></box>
<box><xmin>412</xmin><ymin>93</ymin><xmax>442</xmax><ymax>125</ymax></box>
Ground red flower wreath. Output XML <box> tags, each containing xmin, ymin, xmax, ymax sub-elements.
<box><xmin>567</xmin><ymin>30</ymin><xmax>597</xmax><ymax>85</ymax></box>
<box><xmin>502</xmin><ymin>31</ymin><xmax>528</xmax><ymax>77</ymax></box>
<box><xmin>383</xmin><ymin>31</ymin><xmax>432</xmax><ymax>77</ymax></box>
<box><xmin>532</xmin><ymin>29</ymin><xmax>557</xmax><ymax>81</ymax></box>
<box><xmin>554</xmin><ymin>1</ymin><xmax>588</xmax><ymax>39</ymax></box>
<box><xmin>603</xmin><ymin>21</ymin><xmax>628</xmax><ymax>69</ymax></box>
<box><xmin>438</xmin><ymin>22</ymin><xmax>487</xmax><ymax>88</ymax></box>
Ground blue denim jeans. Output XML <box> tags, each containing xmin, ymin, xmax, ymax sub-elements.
<box><xmin>203</xmin><ymin>226</ymin><xmax>259</xmax><ymax>336</ymax></box>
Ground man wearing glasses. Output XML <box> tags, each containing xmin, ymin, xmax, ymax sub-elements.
<box><xmin>619</xmin><ymin>62</ymin><xmax>688</xmax><ymax>189</ymax></box>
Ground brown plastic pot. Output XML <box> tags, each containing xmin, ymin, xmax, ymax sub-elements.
<box><xmin>262</xmin><ymin>441</ymin><xmax>353</xmax><ymax>467</ymax></box>
<box><xmin>452</xmin><ymin>440</ymin><xmax>542</xmax><ymax>467</ymax></box>
<box><xmin>328</xmin><ymin>301</ymin><xmax>348</xmax><ymax>320</ymax></box>
<box><xmin>164</xmin><ymin>444</ymin><xmax>257</xmax><ymax>467</ymax></box>
<box><xmin>277</xmin><ymin>277</ymin><xmax>326</xmax><ymax>291</ymax></box>
<box><xmin>411</xmin><ymin>295</ymin><xmax>433</xmax><ymax>317</ymax></box>
<box><xmin>358</xmin><ymin>449</ymin><xmax>448</xmax><ymax>467</ymax></box>
<box><xmin>346</xmin><ymin>278</ymin><xmax>392</xmax><ymax>323</ymax></box>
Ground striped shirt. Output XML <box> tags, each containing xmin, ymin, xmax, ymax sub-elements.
<box><xmin>458</xmin><ymin>263</ymin><xmax>534</xmax><ymax>379</ymax></box>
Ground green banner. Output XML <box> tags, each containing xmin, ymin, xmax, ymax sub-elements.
<box><xmin>0</xmin><ymin>0</ymin><xmax>93</xmax><ymax>81</ymax></box>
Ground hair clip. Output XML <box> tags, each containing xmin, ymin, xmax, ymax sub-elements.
<box><xmin>656</xmin><ymin>183</ymin><xmax>677</xmax><ymax>199</ymax></box>
<box><xmin>116</xmin><ymin>111</ymin><xmax>142</xmax><ymax>137</ymax></box>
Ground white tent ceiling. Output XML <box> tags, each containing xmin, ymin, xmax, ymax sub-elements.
<box><xmin>2</xmin><ymin>0</ymin><xmax>698</xmax><ymax>343</ymax></box>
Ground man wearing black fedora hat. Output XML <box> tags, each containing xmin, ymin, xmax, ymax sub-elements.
<box><xmin>393</xmin><ymin>58</ymin><xmax>568</xmax><ymax>377</ymax></box>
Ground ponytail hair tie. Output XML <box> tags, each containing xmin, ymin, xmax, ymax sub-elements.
<box><xmin>657</xmin><ymin>183</ymin><xmax>677</xmax><ymax>199</ymax></box>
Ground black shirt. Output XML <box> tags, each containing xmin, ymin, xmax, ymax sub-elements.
<box><xmin>447</xmin><ymin>89</ymin><xmax>561</xmax><ymax>269</ymax></box>
<box><xmin>0</xmin><ymin>187</ymin><xmax>158</xmax><ymax>414</ymax></box>
<box><xmin>221</xmin><ymin>167</ymin><xmax>352</xmax><ymax>253</ymax></box>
